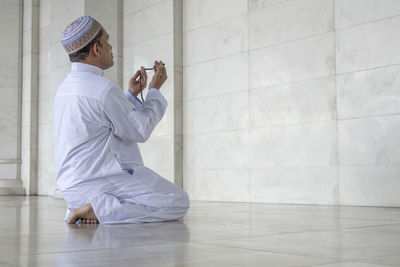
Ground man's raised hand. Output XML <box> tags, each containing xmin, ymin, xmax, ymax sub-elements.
<box><xmin>128</xmin><ymin>66</ymin><xmax>147</xmax><ymax>96</ymax></box>
<box><xmin>149</xmin><ymin>60</ymin><xmax>167</xmax><ymax>90</ymax></box>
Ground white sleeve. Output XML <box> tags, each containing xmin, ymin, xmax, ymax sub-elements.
<box><xmin>125</xmin><ymin>90</ymin><xmax>144</xmax><ymax>110</ymax></box>
<box><xmin>102</xmin><ymin>84</ymin><xmax>167</xmax><ymax>143</ymax></box>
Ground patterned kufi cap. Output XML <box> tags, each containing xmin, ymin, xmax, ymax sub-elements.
<box><xmin>61</xmin><ymin>16</ymin><xmax>102</xmax><ymax>55</ymax></box>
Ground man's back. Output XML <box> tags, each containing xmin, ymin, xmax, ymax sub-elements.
<box><xmin>54</xmin><ymin>63</ymin><xmax>126</xmax><ymax>191</ymax></box>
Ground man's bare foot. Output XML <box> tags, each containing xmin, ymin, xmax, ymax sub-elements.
<box><xmin>67</xmin><ymin>203</ymin><xmax>99</xmax><ymax>224</ymax></box>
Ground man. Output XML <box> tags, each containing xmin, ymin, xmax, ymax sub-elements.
<box><xmin>54</xmin><ymin>16</ymin><xmax>189</xmax><ymax>224</ymax></box>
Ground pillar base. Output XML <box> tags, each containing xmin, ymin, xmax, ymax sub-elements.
<box><xmin>0</xmin><ymin>180</ymin><xmax>26</xmax><ymax>195</ymax></box>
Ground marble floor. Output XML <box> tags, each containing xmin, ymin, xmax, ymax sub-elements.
<box><xmin>1</xmin><ymin>197</ymin><xmax>400</xmax><ymax>267</ymax></box>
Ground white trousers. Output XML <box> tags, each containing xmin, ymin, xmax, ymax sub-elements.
<box><xmin>61</xmin><ymin>167</ymin><xmax>190</xmax><ymax>224</ymax></box>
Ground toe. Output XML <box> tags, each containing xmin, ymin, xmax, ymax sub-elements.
<box><xmin>67</xmin><ymin>211</ymin><xmax>78</xmax><ymax>224</ymax></box>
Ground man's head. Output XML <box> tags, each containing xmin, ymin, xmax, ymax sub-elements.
<box><xmin>61</xmin><ymin>16</ymin><xmax>113</xmax><ymax>70</ymax></box>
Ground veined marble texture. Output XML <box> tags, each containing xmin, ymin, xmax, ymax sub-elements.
<box><xmin>249</xmin><ymin>0</ymin><xmax>334</xmax><ymax>50</ymax></box>
<box><xmin>337</xmin><ymin>64</ymin><xmax>400</xmax><ymax>119</ymax></box>
<box><xmin>336</xmin><ymin>16</ymin><xmax>400</xmax><ymax>74</ymax></box>
<box><xmin>183</xmin><ymin>14</ymin><xmax>248</xmax><ymax>65</ymax></box>
<box><xmin>123</xmin><ymin>0</ymin><xmax>172</xmax><ymax>46</ymax></box>
<box><xmin>183</xmin><ymin>0</ymin><xmax>247</xmax><ymax>32</ymax></box>
<box><xmin>249</xmin><ymin>32</ymin><xmax>335</xmax><ymax>89</ymax></box>
<box><xmin>335</xmin><ymin>0</ymin><xmax>400</xmax><ymax>29</ymax></box>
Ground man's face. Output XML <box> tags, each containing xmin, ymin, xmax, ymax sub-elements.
<box><xmin>98</xmin><ymin>28</ymin><xmax>114</xmax><ymax>70</ymax></box>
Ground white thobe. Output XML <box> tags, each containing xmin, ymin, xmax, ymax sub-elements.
<box><xmin>53</xmin><ymin>62</ymin><xmax>189</xmax><ymax>224</ymax></box>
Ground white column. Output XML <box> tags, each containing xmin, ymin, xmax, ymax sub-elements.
<box><xmin>0</xmin><ymin>0</ymin><xmax>25</xmax><ymax>195</ymax></box>
<box><xmin>173</xmin><ymin>0</ymin><xmax>183</xmax><ymax>187</ymax></box>
<box><xmin>21</xmin><ymin>0</ymin><xmax>39</xmax><ymax>195</ymax></box>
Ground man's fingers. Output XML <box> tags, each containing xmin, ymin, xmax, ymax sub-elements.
<box><xmin>155</xmin><ymin>61</ymin><xmax>164</xmax><ymax>74</ymax></box>
<box><xmin>131</xmin><ymin>70</ymin><xmax>140</xmax><ymax>80</ymax></box>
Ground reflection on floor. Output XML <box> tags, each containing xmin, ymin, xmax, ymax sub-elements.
<box><xmin>1</xmin><ymin>196</ymin><xmax>400</xmax><ymax>266</ymax></box>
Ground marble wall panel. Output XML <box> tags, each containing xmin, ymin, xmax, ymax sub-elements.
<box><xmin>337</xmin><ymin>65</ymin><xmax>400</xmax><ymax>119</ymax></box>
<box><xmin>37</xmin><ymin>146</ymin><xmax>55</xmax><ymax>177</ymax></box>
<box><xmin>37</xmin><ymin>172</ymin><xmax>57</xmax><ymax>196</ymax></box>
<box><xmin>37</xmin><ymin>123</ymin><xmax>54</xmax><ymax>151</ymax></box>
<box><xmin>123</xmin><ymin>0</ymin><xmax>164</xmax><ymax>16</ymax></box>
<box><xmin>248</xmin><ymin>0</ymin><xmax>290</xmax><ymax>10</ymax></box>
<box><xmin>250</xmin><ymin>76</ymin><xmax>336</xmax><ymax>128</ymax></box>
<box><xmin>85</xmin><ymin>1</ymin><xmax>121</xmax><ymax>83</ymax></box>
<box><xmin>183</xmin><ymin>0</ymin><xmax>247</xmax><ymax>31</ymax></box>
<box><xmin>48</xmin><ymin>44</ymin><xmax>69</xmax><ymax>70</ymax></box>
<box><xmin>0</xmin><ymin>87</ymin><xmax>19</xmax><ymax>159</ymax></box>
<box><xmin>0</xmin><ymin>4</ymin><xmax>19</xmax><ymax>88</ymax></box>
<box><xmin>184</xmin><ymin>91</ymin><xmax>248</xmax><ymax>135</ymax></box>
<box><xmin>38</xmin><ymin>25</ymin><xmax>51</xmax><ymax>54</ymax></box>
<box><xmin>336</xmin><ymin>16</ymin><xmax>400</xmax><ymax>74</ymax></box>
<box><xmin>48</xmin><ymin>0</ymin><xmax>83</xmax><ymax>20</ymax></box>
<box><xmin>183</xmin><ymin>15</ymin><xmax>247</xmax><ymax>65</ymax></box>
<box><xmin>339</xmin><ymin>165</ymin><xmax>400</xmax><ymax>207</ymax></box>
<box><xmin>1</xmin><ymin>0</ymin><xmax>20</xmax><ymax>6</ymax></box>
<box><xmin>250</xmin><ymin>122</ymin><xmax>337</xmax><ymax>168</ymax></box>
<box><xmin>251</xmin><ymin>167</ymin><xmax>338</xmax><ymax>205</ymax></box>
<box><xmin>38</xmin><ymin>48</ymin><xmax>50</xmax><ymax>77</ymax></box>
<box><xmin>123</xmin><ymin>33</ymin><xmax>173</xmax><ymax>77</ymax></box>
<box><xmin>39</xmin><ymin>0</ymin><xmax>51</xmax><ymax>27</ymax></box>
<box><xmin>249</xmin><ymin>0</ymin><xmax>333</xmax><ymax>49</ymax></box>
<box><xmin>184</xmin><ymin>131</ymin><xmax>249</xmax><ymax>170</ymax></box>
<box><xmin>183</xmin><ymin>53</ymin><xmax>248</xmax><ymax>100</ymax></box>
<box><xmin>26</xmin><ymin>5</ymin><xmax>39</xmax><ymax>54</ymax></box>
<box><xmin>37</xmin><ymin>99</ymin><xmax>53</xmax><ymax>127</ymax></box>
<box><xmin>47</xmin><ymin>65</ymin><xmax>70</xmax><ymax>99</ymax></box>
<box><xmin>338</xmin><ymin>115</ymin><xmax>400</xmax><ymax>166</ymax></box>
<box><xmin>123</xmin><ymin>0</ymin><xmax>172</xmax><ymax>46</ymax></box>
<box><xmin>138</xmin><ymin>135</ymin><xmax>174</xmax><ymax>171</ymax></box>
<box><xmin>335</xmin><ymin>0</ymin><xmax>400</xmax><ymax>29</ymax></box>
<box><xmin>249</xmin><ymin>32</ymin><xmax>335</xmax><ymax>89</ymax></box>
<box><xmin>184</xmin><ymin>168</ymin><xmax>250</xmax><ymax>202</ymax></box>
<box><xmin>0</xmin><ymin>164</ymin><xmax>18</xmax><ymax>180</ymax></box>
<box><xmin>85</xmin><ymin>0</ymin><xmax>118</xmax><ymax>14</ymax></box>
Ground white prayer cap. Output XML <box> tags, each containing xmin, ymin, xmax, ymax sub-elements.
<box><xmin>61</xmin><ymin>16</ymin><xmax>102</xmax><ymax>55</ymax></box>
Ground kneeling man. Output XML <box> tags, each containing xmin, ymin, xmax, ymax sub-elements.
<box><xmin>54</xmin><ymin>16</ymin><xmax>189</xmax><ymax>224</ymax></box>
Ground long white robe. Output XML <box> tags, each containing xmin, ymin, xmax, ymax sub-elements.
<box><xmin>53</xmin><ymin>62</ymin><xmax>189</xmax><ymax>224</ymax></box>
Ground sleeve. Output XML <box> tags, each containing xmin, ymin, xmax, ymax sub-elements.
<box><xmin>102</xmin><ymin>84</ymin><xmax>168</xmax><ymax>143</ymax></box>
<box><xmin>125</xmin><ymin>90</ymin><xmax>144</xmax><ymax>110</ymax></box>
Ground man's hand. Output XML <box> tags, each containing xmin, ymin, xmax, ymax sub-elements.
<box><xmin>128</xmin><ymin>66</ymin><xmax>147</xmax><ymax>97</ymax></box>
<box><xmin>149</xmin><ymin>60</ymin><xmax>167</xmax><ymax>90</ymax></box>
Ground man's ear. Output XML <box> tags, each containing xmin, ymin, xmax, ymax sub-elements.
<box><xmin>91</xmin><ymin>43</ymin><xmax>101</xmax><ymax>57</ymax></box>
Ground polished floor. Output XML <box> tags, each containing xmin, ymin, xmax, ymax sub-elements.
<box><xmin>1</xmin><ymin>196</ymin><xmax>400</xmax><ymax>267</ymax></box>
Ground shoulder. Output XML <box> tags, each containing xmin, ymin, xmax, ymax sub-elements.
<box><xmin>99</xmin><ymin>79</ymin><xmax>125</xmax><ymax>104</ymax></box>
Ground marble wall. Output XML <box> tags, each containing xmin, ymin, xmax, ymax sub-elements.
<box><xmin>335</xmin><ymin>0</ymin><xmax>400</xmax><ymax>206</ymax></box>
<box><xmin>7</xmin><ymin>0</ymin><xmax>400</xmax><ymax>207</ymax></box>
<box><xmin>182</xmin><ymin>0</ymin><xmax>400</xmax><ymax>207</ymax></box>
